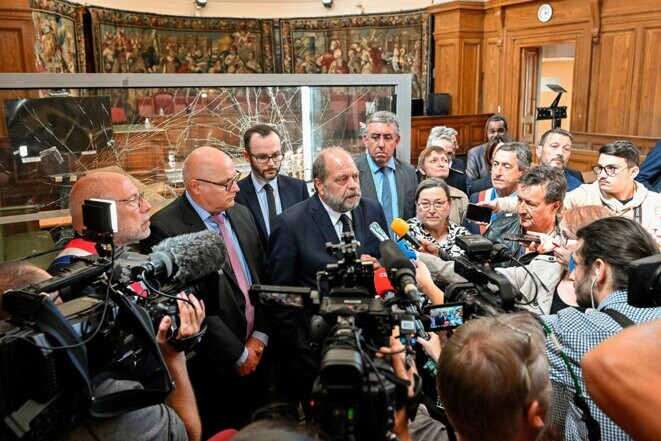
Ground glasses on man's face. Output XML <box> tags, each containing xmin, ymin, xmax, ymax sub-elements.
<box><xmin>250</xmin><ymin>152</ymin><xmax>284</xmax><ymax>164</ymax></box>
<box><xmin>592</xmin><ymin>164</ymin><xmax>629</xmax><ymax>177</ymax></box>
<box><xmin>195</xmin><ymin>171</ymin><xmax>240</xmax><ymax>191</ymax></box>
<box><xmin>117</xmin><ymin>192</ymin><xmax>145</xmax><ymax>209</ymax></box>
<box><xmin>418</xmin><ymin>200</ymin><xmax>448</xmax><ymax>211</ymax></box>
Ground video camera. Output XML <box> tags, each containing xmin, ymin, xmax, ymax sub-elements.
<box><xmin>444</xmin><ymin>235</ymin><xmax>517</xmax><ymax>318</ymax></box>
<box><xmin>0</xmin><ymin>200</ymin><xmax>224</xmax><ymax>441</ymax></box>
<box><xmin>250</xmin><ymin>232</ymin><xmax>421</xmax><ymax>441</ymax></box>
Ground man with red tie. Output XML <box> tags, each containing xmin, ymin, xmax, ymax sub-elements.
<box><xmin>141</xmin><ymin>146</ymin><xmax>269</xmax><ymax>437</ymax></box>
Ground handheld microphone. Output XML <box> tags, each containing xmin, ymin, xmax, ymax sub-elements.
<box><xmin>148</xmin><ymin>230</ymin><xmax>228</xmax><ymax>284</ymax></box>
<box><xmin>391</xmin><ymin>218</ymin><xmax>422</xmax><ymax>249</ymax></box>
<box><xmin>369</xmin><ymin>221</ymin><xmax>390</xmax><ymax>242</ymax></box>
<box><xmin>379</xmin><ymin>239</ymin><xmax>420</xmax><ymax>303</ymax></box>
<box><xmin>374</xmin><ymin>267</ymin><xmax>397</xmax><ymax>301</ymax></box>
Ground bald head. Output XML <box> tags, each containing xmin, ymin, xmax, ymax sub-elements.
<box><xmin>183</xmin><ymin>146</ymin><xmax>240</xmax><ymax>214</ymax></box>
<box><xmin>69</xmin><ymin>171</ymin><xmax>152</xmax><ymax>246</ymax></box>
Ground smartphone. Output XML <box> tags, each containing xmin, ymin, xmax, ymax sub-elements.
<box><xmin>465</xmin><ymin>203</ymin><xmax>493</xmax><ymax>224</ymax></box>
<box><xmin>502</xmin><ymin>233</ymin><xmax>541</xmax><ymax>244</ymax></box>
<box><xmin>249</xmin><ymin>284</ymin><xmax>311</xmax><ymax>309</ymax></box>
<box><xmin>424</xmin><ymin>302</ymin><xmax>465</xmax><ymax>331</ymax></box>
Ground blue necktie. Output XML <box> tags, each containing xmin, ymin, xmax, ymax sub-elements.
<box><xmin>380</xmin><ymin>167</ymin><xmax>394</xmax><ymax>235</ymax></box>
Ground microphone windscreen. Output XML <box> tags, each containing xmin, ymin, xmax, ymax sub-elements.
<box><xmin>373</xmin><ymin>267</ymin><xmax>395</xmax><ymax>298</ymax></box>
<box><xmin>391</xmin><ymin>218</ymin><xmax>411</xmax><ymax>238</ymax></box>
<box><xmin>152</xmin><ymin>230</ymin><xmax>228</xmax><ymax>284</ymax></box>
<box><xmin>379</xmin><ymin>239</ymin><xmax>416</xmax><ymax>275</ymax></box>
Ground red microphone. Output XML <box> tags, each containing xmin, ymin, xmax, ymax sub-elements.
<box><xmin>374</xmin><ymin>267</ymin><xmax>396</xmax><ymax>301</ymax></box>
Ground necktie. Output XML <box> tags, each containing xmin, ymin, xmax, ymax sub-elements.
<box><xmin>264</xmin><ymin>183</ymin><xmax>277</xmax><ymax>226</ymax></box>
<box><xmin>379</xmin><ymin>167</ymin><xmax>394</xmax><ymax>234</ymax></box>
<box><xmin>210</xmin><ymin>213</ymin><xmax>254</xmax><ymax>338</ymax></box>
<box><xmin>339</xmin><ymin>213</ymin><xmax>352</xmax><ymax>234</ymax></box>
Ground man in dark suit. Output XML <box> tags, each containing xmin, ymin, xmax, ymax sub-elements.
<box><xmin>268</xmin><ymin>146</ymin><xmax>388</xmax><ymax>414</ymax></box>
<box><xmin>235</xmin><ymin>124</ymin><xmax>309</xmax><ymax>243</ymax></box>
<box><xmin>140</xmin><ymin>146</ymin><xmax>269</xmax><ymax>437</ymax></box>
<box><xmin>466</xmin><ymin>115</ymin><xmax>508</xmax><ymax>181</ymax></box>
<box><xmin>536</xmin><ymin>128</ymin><xmax>584</xmax><ymax>191</ymax></box>
<box><xmin>355</xmin><ymin>111</ymin><xmax>418</xmax><ymax>235</ymax></box>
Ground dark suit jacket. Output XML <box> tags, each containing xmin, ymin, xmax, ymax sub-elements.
<box><xmin>235</xmin><ymin>173</ymin><xmax>309</xmax><ymax>241</ymax></box>
<box><xmin>635</xmin><ymin>141</ymin><xmax>661</xmax><ymax>191</ymax></box>
<box><xmin>140</xmin><ymin>195</ymin><xmax>268</xmax><ymax>371</ymax></box>
<box><xmin>466</xmin><ymin>143</ymin><xmax>489</xmax><ymax>181</ymax></box>
<box><xmin>355</xmin><ymin>153</ymin><xmax>418</xmax><ymax>222</ymax></box>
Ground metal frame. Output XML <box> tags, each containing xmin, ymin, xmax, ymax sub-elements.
<box><xmin>0</xmin><ymin>73</ymin><xmax>413</xmax><ymax>161</ymax></box>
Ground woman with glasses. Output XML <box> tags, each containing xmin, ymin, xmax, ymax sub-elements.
<box><xmin>407</xmin><ymin>178</ymin><xmax>470</xmax><ymax>259</ymax></box>
<box><xmin>416</xmin><ymin>146</ymin><xmax>469</xmax><ymax>225</ymax></box>
<box><xmin>546</xmin><ymin>205</ymin><xmax>613</xmax><ymax>313</ymax></box>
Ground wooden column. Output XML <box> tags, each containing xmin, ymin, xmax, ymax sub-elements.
<box><xmin>428</xmin><ymin>2</ymin><xmax>485</xmax><ymax>115</ymax></box>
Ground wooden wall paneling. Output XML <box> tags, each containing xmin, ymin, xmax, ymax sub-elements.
<box><xmin>571</xmin><ymin>131</ymin><xmax>658</xmax><ymax>154</ymax></box>
<box><xmin>629</xmin><ymin>26</ymin><xmax>661</xmax><ymax>137</ymax></box>
<box><xmin>588</xmin><ymin>28</ymin><xmax>635</xmax><ymax>135</ymax></box>
<box><xmin>482</xmin><ymin>38</ymin><xmax>501</xmax><ymax>113</ymax></box>
<box><xmin>0</xmin><ymin>0</ymin><xmax>37</xmax><ymax>137</ymax></box>
<box><xmin>435</xmin><ymin>41</ymin><xmax>458</xmax><ymax>103</ymax></box>
<box><xmin>460</xmin><ymin>40</ymin><xmax>481</xmax><ymax>114</ymax></box>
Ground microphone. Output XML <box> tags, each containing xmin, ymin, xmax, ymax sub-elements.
<box><xmin>369</xmin><ymin>221</ymin><xmax>390</xmax><ymax>242</ymax></box>
<box><xmin>391</xmin><ymin>218</ymin><xmax>422</xmax><ymax>249</ymax></box>
<box><xmin>148</xmin><ymin>230</ymin><xmax>228</xmax><ymax>284</ymax></box>
<box><xmin>379</xmin><ymin>239</ymin><xmax>420</xmax><ymax>303</ymax></box>
<box><xmin>374</xmin><ymin>267</ymin><xmax>397</xmax><ymax>301</ymax></box>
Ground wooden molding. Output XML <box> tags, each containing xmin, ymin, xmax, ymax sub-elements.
<box><xmin>590</xmin><ymin>0</ymin><xmax>602</xmax><ymax>44</ymax></box>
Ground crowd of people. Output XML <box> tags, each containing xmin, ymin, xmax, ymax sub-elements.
<box><xmin>0</xmin><ymin>111</ymin><xmax>659</xmax><ymax>441</ymax></box>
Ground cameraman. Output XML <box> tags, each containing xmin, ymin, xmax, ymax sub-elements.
<box><xmin>388</xmin><ymin>312</ymin><xmax>551</xmax><ymax>441</ymax></box>
<box><xmin>0</xmin><ymin>261</ymin><xmax>204</xmax><ymax>441</ymax></box>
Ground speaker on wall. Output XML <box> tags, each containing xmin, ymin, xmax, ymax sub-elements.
<box><xmin>427</xmin><ymin>93</ymin><xmax>450</xmax><ymax>116</ymax></box>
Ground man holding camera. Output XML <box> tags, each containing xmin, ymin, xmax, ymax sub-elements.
<box><xmin>0</xmin><ymin>261</ymin><xmax>204</xmax><ymax>441</ymax></box>
<box><xmin>541</xmin><ymin>217</ymin><xmax>661</xmax><ymax>439</ymax></box>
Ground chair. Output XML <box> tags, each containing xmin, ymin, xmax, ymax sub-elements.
<box><xmin>137</xmin><ymin>96</ymin><xmax>155</xmax><ymax>117</ymax></box>
<box><xmin>153</xmin><ymin>92</ymin><xmax>175</xmax><ymax>115</ymax></box>
<box><xmin>111</xmin><ymin>106</ymin><xmax>127</xmax><ymax>124</ymax></box>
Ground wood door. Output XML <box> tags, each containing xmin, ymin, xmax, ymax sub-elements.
<box><xmin>519</xmin><ymin>47</ymin><xmax>540</xmax><ymax>145</ymax></box>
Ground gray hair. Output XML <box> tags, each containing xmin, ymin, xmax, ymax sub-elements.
<box><xmin>427</xmin><ymin>126</ymin><xmax>458</xmax><ymax>147</ymax></box>
<box><xmin>493</xmin><ymin>142</ymin><xmax>532</xmax><ymax>171</ymax></box>
<box><xmin>365</xmin><ymin>110</ymin><xmax>400</xmax><ymax>133</ymax></box>
<box><xmin>519</xmin><ymin>165</ymin><xmax>567</xmax><ymax>204</ymax></box>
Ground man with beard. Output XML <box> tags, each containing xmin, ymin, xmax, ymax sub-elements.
<box><xmin>50</xmin><ymin>171</ymin><xmax>153</xmax><ymax>274</ymax></box>
<box><xmin>268</xmin><ymin>146</ymin><xmax>388</xmax><ymax>415</ymax></box>
<box><xmin>236</xmin><ymin>124</ymin><xmax>309</xmax><ymax>243</ymax></box>
<box><xmin>536</xmin><ymin>128</ymin><xmax>583</xmax><ymax>191</ymax></box>
<box><xmin>540</xmin><ymin>217</ymin><xmax>661</xmax><ymax>440</ymax></box>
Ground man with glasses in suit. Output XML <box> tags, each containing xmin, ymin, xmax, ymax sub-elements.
<box><xmin>236</xmin><ymin>124</ymin><xmax>309</xmax><ymax>243</ymax></box>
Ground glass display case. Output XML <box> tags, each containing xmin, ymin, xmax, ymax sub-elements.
<box><xmin>0</xmin><ymin>73</ymin><xmax>412</xmax><ymax>266</ymax></box>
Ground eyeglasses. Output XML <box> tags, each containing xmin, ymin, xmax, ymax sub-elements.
<box><xmin>250</xmin><ymin>152</ymin><xmax>284</xmax><ymax>164</ymax></box>
<box><xmin>117</xmin><ymin>192</ymin><xmax>145</xmax><ymax>209</ymax></box>
<box><xmin>417</xmin><ymin>200</ymin><xmax>448</xmax><ymax>211</ymax></box>
<box><xmin>195</xmin><ymin>171</ymin><xmax>240</xmax><ymax>191</ymax></box>
<box><xmin>592</xmin><ymin>164</ymin><xmax>629</xmax><ymax>177</ymax></box>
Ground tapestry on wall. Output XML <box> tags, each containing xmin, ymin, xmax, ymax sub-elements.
<box><xmin>30</xmin><ymin>0</ymin><xmax>86</xmax><ymax>73</ymax></box>
<box><xmin>88</xmin><ymin>6</ymin><xmax>275</xmax><ymax>74</ymax></box>
<box><xmin>280</xmin><ymin>10</ymin><xmax>429</xmax><ymax>99</ymax></box>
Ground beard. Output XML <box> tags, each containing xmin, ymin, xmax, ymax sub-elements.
<box><xmin>574</xmin><ymin>273</ymin><xmax>594</xmax><ymax>308</ymax></box>
<box><xmin>323</xmin><ymin>186</ymin><xmax>361</xmax><ymax>213</ymax></box>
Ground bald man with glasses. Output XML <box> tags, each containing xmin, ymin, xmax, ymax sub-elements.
<box><xmin>141</xmin><ymin>146</ymin><xmax>271</xmax><ymax>437</ymax></box>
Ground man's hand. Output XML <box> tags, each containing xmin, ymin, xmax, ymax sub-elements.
<box><xmin>360</xmin><ymin>254</ymin><xmax>381</xmax><ymax>269</ymax></box>
<box><xmin>477</xmin><ymin>199</ymin><xmax>499</xmax><ymax>213</ymax></box>
<box><xmin>235</xmin><ymin>336</ymin><xmax>265</xmax><ymax>376</ymax></box>
<box><xmin>417</xmin><ymin>237</ymin><xmax>440</xmax><ymax>256</ymax></box>
<box><xmin>157</xmin><ymin>292</ymin><xmax>205</xmax><ymax>359</ymax></box>
<box><xmin>417</xmin><ymin>331</ymin><xmax>442</xmax><ymax>364</ymax></box>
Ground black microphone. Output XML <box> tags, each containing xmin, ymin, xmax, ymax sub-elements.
<box><xmin>391</xmin><ymin>218</ymin><xmax>422</xmax><ymax>249</ymax></box>
<box><xmin>379</xmin><ymin>239</ymin><xmax>420</xmax><ymax>303</ymax></box>
<box><xmin>148</xmin><ymin>230</ymin><xmax>228</xmax><ymax>284</ymax></box>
